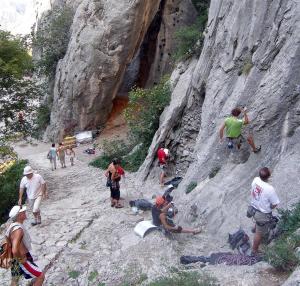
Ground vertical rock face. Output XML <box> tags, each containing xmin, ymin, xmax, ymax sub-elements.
<box><xmin>46</xmin><ymin>0</ymin><xmax>160</xmax><ymax>140</ymax></box>
<box><xmin>140</xmin><ymin>0</ymin><xmax>300</xmax><ymax>235</ymax></box>
<box><xmin>45</xmin><ymin>0</ymin><xmax>197</xmax><ymax>140</ymax></box>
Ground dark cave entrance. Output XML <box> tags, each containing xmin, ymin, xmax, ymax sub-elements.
<box><xmin>109</xmin><ymin>0</ymin><xmax>166</xmax><ymax>121</ymax></box>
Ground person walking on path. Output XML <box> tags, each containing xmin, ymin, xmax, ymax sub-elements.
<box><xmin>105</xmin><ymin>158</ymin><xmax>124</xmax><ymax>208</ymax></box>
<box><xmin>47</xmin><ymin>143</ymin><xmax>57</xmax><ymax>171</ymax></box>
<box><xmin>250</xmin><ymin>167</ymin><xmax>280</xmax><ymax>254</ymax></box>
<box><xmin>7</xmin><ymin>205</ymin><xmax>45</xmax><ymax>286</ymax></box>
<box><xmin>157</xmin><ymin>146</ymin><xmax>169</xmax><ymax>186</ymax></box>
<box><xmin>56</xmin><ymin>143</ymin><xmax>66</xmax><ymax>168</ymax></box>
<box><xmin>219</xmin><ymin>107</ymin><xmax>261</xmax><ymax>153</ymax></box>
<box><xmin>67</xmin><ymin>147</ymin><xmax>75</xmax><ymax>166</ymax></box>
<box><xmin>18</xmin><ymin>166</ymin><xmax>48</xmax><ymax>226</ymax></box>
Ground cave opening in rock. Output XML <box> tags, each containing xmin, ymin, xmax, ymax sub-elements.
<box><xmin>107</xmin><ymin>0</ymin><xmax>166</xmax><ymax>127</ymax></box>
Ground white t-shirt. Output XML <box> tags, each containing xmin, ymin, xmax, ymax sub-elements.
<box><xmin>20</xmin><ymin>173</ymin><xmax>45</xmax><ymax>200</ymax></box>
<box><xmin>250</xmin><ymin>177</ymin><xmax>280</xmax><ymax>213</ymax></box>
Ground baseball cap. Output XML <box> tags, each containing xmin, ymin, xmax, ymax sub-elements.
<box><xmin>23</xmin><ymin>166</ymin><xmax>34</xmax><ymax>175</ymax></box>
<box><xmin>155</xmin><ymin>196</ymin><xmax>165</xmax><ymax>206</ymax></box>
<box><xmin>9</xmin><ymin>205</ymin><xmax>27</xmax><ymax>218</ymax></box>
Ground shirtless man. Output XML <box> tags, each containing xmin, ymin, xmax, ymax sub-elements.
<box><xmin>7</xmin><ymin>205</ymin><xmax>45</xmax><ymax>286</ymax></box>
<box><xmin>104</xmin><ymin>158</ymin><xmax>124</xmax><ymax>208</ymax></box>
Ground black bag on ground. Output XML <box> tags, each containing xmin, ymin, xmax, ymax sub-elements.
<box><xmin>246</xmin><ymin>205</ymin><xmax>256</xmax><ymax>218</ymax></box>
<box><xmin>228</xmin><ymin>228</ymin><xmax>251</xmax><ymax>255</ymax></box>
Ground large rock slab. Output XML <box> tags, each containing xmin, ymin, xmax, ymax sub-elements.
<box><xmin>140</xmin><ymin>0</ymin><xmax>300</xmax><ymax>238</ymax></box>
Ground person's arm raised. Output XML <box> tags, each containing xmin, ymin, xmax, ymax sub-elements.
<box><xmin>243</xmin><ymin>108</ymin><xmax>250</xmax><ymax>125</ymax></box>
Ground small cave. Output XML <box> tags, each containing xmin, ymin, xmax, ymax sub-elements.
<box><xmin>108</xmin><ymin>0</ymin><xmax>167</xmax><ymax>122</ymax></box>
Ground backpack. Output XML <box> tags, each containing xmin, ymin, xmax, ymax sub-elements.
<box><xmin>0</xmin><ymin>236</ymin><xmax>12</xmax><ymax>269</ymax></box>
<box><xmin>228</xmin><ymin>228</ymin><xmax>251</xmax><ymax>255</ymax></box>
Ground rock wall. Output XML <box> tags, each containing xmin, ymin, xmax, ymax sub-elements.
<box><xmin>45</xmin><ymin>0</ymin><xmax>197</xmax><ymax>140</ymax></box>
<box><xmin>140</xmin><ymin>0</ymin><xmax>300</xmax><ymax>237</ymax></box>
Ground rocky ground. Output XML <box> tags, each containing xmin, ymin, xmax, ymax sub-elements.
<box><xmin>0</xmin><ymin>141</ymin><xmax>288</xmax><ymax>286</ymax></box>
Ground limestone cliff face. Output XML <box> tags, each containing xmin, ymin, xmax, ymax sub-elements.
<box><xmin>140</xmin><ymin>0</ymin><xmax>300</xmax><ymax>235</ymax></box>
<box><xmin>45</xmin><ymin>0</ymin><xmax>196</xmax><ymax>140</ymax></box>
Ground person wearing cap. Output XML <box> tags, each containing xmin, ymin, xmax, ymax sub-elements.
<box><xmin>18</xmin><ymin>166</ymin><xmax>47</xmax><ymax>226</ymax></box>
<box><xmin>159</xmin><ymin>205</ymin><xmax>201</xmax><ymax>235</ymax></box>
<box><xmin>157</xmin><ymin>145</ymin><xmax>169</xmax><ymax>186</ymax></box>
<box><xmin>250</xmin><ymin>167</ymin><xmax>280</xmax><ymax>254</ymax></box>
<box><xmin>6</xmin><ymin>205</ymin><xmax>45</xmax><ymax>286</ymax></box>
<box><xmin>151</xmin><ymin>196</ymin><xmax>169</xmax><ymax>227</ymax></box>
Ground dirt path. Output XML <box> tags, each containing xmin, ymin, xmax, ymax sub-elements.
<box><xmin>0</xmin><ymin>141</ymin><xmax>287</xmax><ymax>285</ymax></box>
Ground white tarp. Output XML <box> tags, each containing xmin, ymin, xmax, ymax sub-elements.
<box><xmin>75</xmin><ymin>131</ymin><xmax>93</xmax><ymax>143</ymax></box>
<box><xmin>134</xmin><ymin>220</ymin><xmax>158</xmax><ymax>238</ymax></box>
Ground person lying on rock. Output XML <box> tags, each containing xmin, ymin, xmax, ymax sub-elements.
<box><xmin>151</xmin><ymin>196</ymin><xmax>201</xmax><ymax>235</ymax></box>
<box><xmin>7</xmin><ymin>205</ymin><xmax>45</xmax><ymax>286</ymax></box>
<box><xmin>104</xmin><ymin>158</ymin><xmax>124</xmax><ymax>208</ymax></box>
<box><xmin>219</xmin><ymin>107</ymin><xmax>261</xmax><ymax>153</ymax></box>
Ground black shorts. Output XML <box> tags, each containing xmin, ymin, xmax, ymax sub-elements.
<box><xmin>110</xmin><ymin>188</ymin><xmax>120</xmax><ymax>200</ymax></box>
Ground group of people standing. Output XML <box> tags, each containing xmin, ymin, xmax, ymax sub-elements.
<box><xmin>47</xmin><ymin>143</ymin><xmax>75</xmax><ymax>171</ymax></box>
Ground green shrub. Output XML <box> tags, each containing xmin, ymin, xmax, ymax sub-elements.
<box><xmin>174</xmin><ymin>0</ymin><xmax>210</xmax><ymax>61</ymax></box>
<box><xmin>33</xmin><ymin>6</ymin><xmax>73</xmax><ymax>77</ymax></box>
<box><xmin>148</xmin><ymin>271</ymin><xmax>217</xmax><ymax>286</ymax></box>
<box><xmin>192</xmin><ymin>0</ymin><xmax>211</xmax><ymax>15</ymax></box>
<box><xmin>88</xmin><ymin>270</ymin><xmax>98</xmax><ymax>282</ymax></box>
<box><xmin>90</xmin><ymin>78</ymin><xmax>170</xmax><ymax>172</ymax></box>
<box><xmin>35</xmin><ymin>104</ymin><xmax>51</xmax><ymax>136</ymax></box>
<box><xmin>186</xmin><ymin>181</ymin><xmax>197</xmax><ymax>194</ymax></box>
<box><xmin>265</xmin><ymin>234</ymin><xmax>300</xmax><ymax>271</ymax></box>
<box><xmin>68</xmin><ymin>270</ymin><xmax>80</xmax><ymax>279</ymax></box>
<box><xmin>209</xmin><ymin>167</ymin><xmax>220</xmax><ymax>179</ymax></box>
<box><xmin>265</xmin><ymin>202</ymin><xmax>300</xmax><ymax>271</ymax></box>
<box><xmin>90</xmin><ymin>140</ymin><xmax>147</xmax><ymax>172</ymax></box>
<box><xmin>89</xmin><ymin>139</ymin><xmax>132</xmax><ymax>170</ymax></box>
<box><xmin>241</xmin><ymin>61</ymin><xmax>253</xmax><ymax>75</ymax></box>
<box><xmin>0</xmin><ymin>160</ymin><xmax>27</xmax><ymax>224</ymax></box>
<box><xmin>125</xmin><ymin>77</ymin><xmax>171</xmax><ymax>147</ymax></box>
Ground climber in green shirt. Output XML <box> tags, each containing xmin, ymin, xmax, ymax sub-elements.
<box><xmin>219</xmin><ymin>107</ymin><xmax>261</xmax><ymax>153</ymax></box>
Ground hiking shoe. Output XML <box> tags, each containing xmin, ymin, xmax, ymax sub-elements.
<box><xmin>31</xmin><ymin>222</ymin><xmax>38</xmax><ymax>226</ymax></box>
<box><xmin>253</xmin><ymin>146</ymin><xmax>261</xmax><ymax>153</ymax></box>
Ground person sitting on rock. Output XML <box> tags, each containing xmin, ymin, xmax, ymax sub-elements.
<box><xmin>219</xmin><ymin>107</ymin><xmax>261</xmax><ymax>153</ymax></box>
<box><xmin>152</xmin><ymin>196</ymin><xmax>201</xmax><ymax>235</ymax></box>
<box><xmin>159</xmin><ymin>205</ymin><xmax>201</xmax><ymax>235</ymax></box>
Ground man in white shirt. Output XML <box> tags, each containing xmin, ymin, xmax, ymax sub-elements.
<box><xmin>18</xmin><ymin>166</ymin><xmax>48</xmax><ymax>226</ymax></box>
<box><xmin>250</xmin><ymin>167</ymin><xmax>280</xmax><ymax>254</ymax></box>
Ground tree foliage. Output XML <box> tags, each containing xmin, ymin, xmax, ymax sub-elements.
<box><xmin>0</xmin><ymin>31</ymin><xmax>32</xmax><ymax>87</ymax></box>
<box><xmin>33</xmin><ymin>6</ymin><xmax>73</xmax><ymax>77</ymax></box>
<box><xmin>174</xmin><ymin>1</ymin><xmax>210</xmax><ymax>60</ymax></box>
<box><xmin>0</xmin><ymin>30</ymin><xmax>42</xmax><ymax>142</ymax></box>
<box><xmin>124</xmin><ymin>77</ymin><xmax>171</xmax><ymax>147</ymax></box>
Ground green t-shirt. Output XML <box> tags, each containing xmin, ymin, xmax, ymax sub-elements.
<box><xmin>225</xmin><ymin>116</ymin><xmax>244</xmax><ymax>138</ymax></box>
